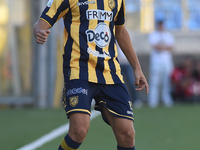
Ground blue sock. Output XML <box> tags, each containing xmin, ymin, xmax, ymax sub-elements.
<box><xmin>58</xmin><ymin>134</ymin><xmax>82</xmax><ymax>150</ymax></box>
<box><xmin>117</xmin><ymin>145</ymin><xmax>135</xmax><ymax>150</ymax></box>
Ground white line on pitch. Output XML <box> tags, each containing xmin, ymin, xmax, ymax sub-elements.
<box><xmin>17</xmin><ymin>110</ymin><xmax>100</xmax><ymax>150</ymax></box>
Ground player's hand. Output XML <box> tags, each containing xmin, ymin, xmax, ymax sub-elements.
<box><xmin>134</xmin><ymin>69</ymin><xmax>149</xmax><ymax>94</ymax></box>
<box><xmin>36</xmin><ymin>30</ymin><xmax>51</xmax><ymax>44</ymax></box>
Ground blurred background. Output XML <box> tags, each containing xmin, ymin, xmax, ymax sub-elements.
<box><xmin>1</xmin><ymin>0</ymin><xmax>200</xmax><ymax>108</ymax></box>
<box><xmin>0</xmin><ymin>0</ymin><xmax>64</xmax><ymax>108</ymax></box>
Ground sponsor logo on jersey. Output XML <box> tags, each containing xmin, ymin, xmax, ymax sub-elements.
<box><xmin>77</xmin><ymin>1</ymin><xmax>95</xmax><ymax>6</ymax></box>
<box><xmin>108</xmin><ymin>0</ymin><xmax>116</xmax><ymax>10</ymax></box>
<box><xmin>128</xmin><ymin>101</ymin><xmax>133</xmax><ymax>110</ymax></box>
<box><xmin>47</xmin><ymin>0</ymin><xmax>54</xmax><ymax>7</ymax></box>
<box><xmin>127</xmin><ymin>111</ymin><xmax>133</xmax><ymax>115</ymax></box>
<box><xmin>86</xmin><ymin>22</ymin><xmax>111</xmax><ymax>48</ymax></box>
<box><xmin>69</xmin><ymin>96</ymin><xmax>79</xmax><ymax>107</ymax></box>
<box><xmin>87</xmin><ymin>48</ymin><xmax>111</xmax><ymax>58</ymax></box>
<box><xmin>67</xmin><ymin>87</ymin><xmax>88</xmax><ymax>96</ymax></box>
<box><xmin>86</xmin><ymin>10</ymin><xmax>113</xmax><ymax>22</ymax></box>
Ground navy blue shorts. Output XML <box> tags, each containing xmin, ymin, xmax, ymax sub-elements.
<box><xmin>62</xmin><ymin>79</ymin><xmax>134</xmax><ymax>124</ymax></box>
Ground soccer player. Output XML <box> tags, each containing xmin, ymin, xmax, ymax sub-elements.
<box><xmin>33</xmin><ymin>0</ymin><xmax>149</xmax><ymax>150</ymax></box>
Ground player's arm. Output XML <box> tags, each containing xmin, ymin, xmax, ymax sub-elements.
<box><xmin>33</xmin><ymin>19</ymin><xmax>51</xmax><ymax>44</ymax></box>
<box><xmin>115</xmin><ymin>25</ymin><xmax>149</xmax><ymax>94</ymax></box>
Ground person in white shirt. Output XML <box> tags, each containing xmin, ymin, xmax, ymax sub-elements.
<box><xmin>148</xmin><ymin>20</ymin><xmax>175</xmax><ymax>108</ymax></box>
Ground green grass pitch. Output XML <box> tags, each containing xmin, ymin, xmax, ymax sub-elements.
<box><xmin>0</xmin><ymin>104</ymin><xmax>200</xmax><ymax>150</ymax></box>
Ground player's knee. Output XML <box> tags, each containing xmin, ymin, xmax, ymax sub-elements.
<box><xmin>118</xmin><ymin>128</ymin><xmax>135</xmax><ymax>145</ymax></box>
<box><xmin>124</xmin><ymin>128</ymin><xmax>135</xmax><ymax>141</ymax></box>
<box><xmin>71</xmin><ymin>126</ymin><xmax>89</xmax><ymax>142</ymax></box>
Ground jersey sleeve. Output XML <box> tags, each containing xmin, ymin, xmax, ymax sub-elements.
<box><xmin>115</xmin><ymin>0</ymin><xmax>125</xmax><ymax>26</ymax></box>
<box><xmin>40</xmin><ymin>0</ymin><xmax>70</xmax><ymax>27</ymax></box>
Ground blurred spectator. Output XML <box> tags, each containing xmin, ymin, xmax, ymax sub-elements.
<box><xmin>171</xmin><ymin>56</ymin><xmax>200</xmax><ymax>102</ymax></box>
<box><xmin>148</xmin><ymin>20</ymin><xmax>175</xmax><ymax>108</ymax></box>
<box><xmin>194</xmin><ymin>61</ymin><xmax>200</xmax><ymax>81</ymax></box>
<box><xmin>117</xmin><ymin>43</ymin><xmax>142</xmax><ymax>108</ymax></box>
<box><xmin>193</xmin><ymin>62</ymin><xmax>200</xmax><ymax>99</ymax></box>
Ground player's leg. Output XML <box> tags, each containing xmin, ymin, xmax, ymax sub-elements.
<box><xmin>58</xmin><ymin>80</ymin><xmax>94</xmax><ymax>150</ymax></box>
<box><xmin>68</xmin><ymin>113</ymin><xmax>90</xmax><ymax>143</ymax></box>
<box><xmin>102</xmin><ymin>107</ymin><xmax>135</xmax><ymax>150</ymax></box>
<box><xmin>58</xmin><ymin>113</ymin><xmax>90</xmax><ymax>150</ymax></box>
<box><xmin>94</xmin><ymin>83</ymin><xmax>135</xmax><ymax>149</ymax></box>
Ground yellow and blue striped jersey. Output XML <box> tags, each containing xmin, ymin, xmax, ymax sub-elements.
<box><xmin>41</xmin><ymin>0</ymin><xmax>126</xmax><ymax>84</ymax></box>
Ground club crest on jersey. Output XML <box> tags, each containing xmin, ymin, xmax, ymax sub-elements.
<box><xmin>69</xmin><ymin>96</ymin><xmax>79</xmax><ymax>107</ymax></box>
<box><xmin>108</xmin><ymin>0</ymin><xmax>116</xmax><ymax>10</ymax></box>
<box><xmin>86</xmin><ymin>22</ymin><xmax>111</xmax><ymax>48</ymax></box>
<box><xmin>47</xmin><ymin>0</ymin><xmax>54</xmax><ymax>7</ymax></box>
